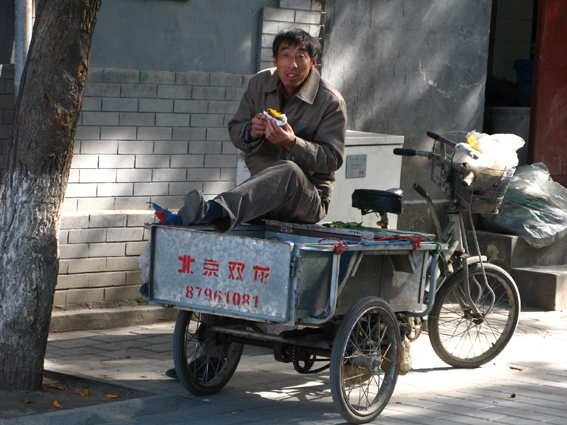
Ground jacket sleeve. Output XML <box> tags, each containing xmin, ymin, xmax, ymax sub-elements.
<box><xmin>228</xmin><ymin>80</ymin><xmax>258</xmax><ymax>153</ymax></box>
<box><xmin>288</xmin><ymin>97</ymin><xmax>347</xmax><ymax>174</ymax></box>
<box><xmin>228</xmin><ymin>75</ymin><xmax>274</xmax><ymax>155</ymax></box>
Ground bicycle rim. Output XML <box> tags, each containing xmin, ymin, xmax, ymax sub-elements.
<box><xmin>428</xmin><ymin>263</ymin><xmax>520</xmax><ymax>368</ymax></box>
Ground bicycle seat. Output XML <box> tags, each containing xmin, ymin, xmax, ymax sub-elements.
<box><xmin>352</xmin><ymin>189</ymin><xmax>403</xmax><ymax>215</ymax></box>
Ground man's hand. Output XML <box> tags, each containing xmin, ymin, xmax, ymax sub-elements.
<box><xmin>266</xmin><ymin>119</ymin><xmax>296</xmax><ymax>151</ymax></box>
<box><xmin>250</xmin><ymin>113</ymin><xmax>268</xmax><ymax>140</ymax></box>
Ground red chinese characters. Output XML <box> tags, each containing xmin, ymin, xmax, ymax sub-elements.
<box><xmin>178</xmin><ymin>255</ymin><xmax>195</xmax><ymax>274</ymax></box>
<box><xmin>203</xmin><ymin>259</ymin><xmax>220</xmax><ymax>277</ymax></box>
<box><xmin>253</xmin><ymin>265</ymin><xmax>271</xmax><ymax>284</ymax></box>
<box><xmin>228</xmin><ymin>261</ymin><xmax>246</xmax><ymax>280</ymax></box>
<box><xmin>177</xmin><ymin>255</ymin><xmax>271</xmax><ymax>284</ymax></box>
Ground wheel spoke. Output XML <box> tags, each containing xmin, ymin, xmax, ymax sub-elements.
<box><xmin>428</xmin><ymin>264</ymin><xmax>520</xmax><ymax>367</ymax></box>
<box><xmin>331</xmin><ymin>297</ymin><xmax>401</xmax><ymax>423</ymax></box>
<box><xmin>173</xmin><ymin>311</ymin><xmax>243</xmax><ymax>396</ymax></box>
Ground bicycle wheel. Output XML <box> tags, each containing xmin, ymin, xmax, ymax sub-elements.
<box><xmin>330</xmin><ymin>297</ymin><xmax>401</xmax><ymax>424</ymax></box>
<box><xmin>173</xmin><ymin>310</ymin><xmax>243</xmax><ymax>396</ymax></box>
<box><xmin>428</xmin><ymin>263</ymin><xmax>520</xmax><ymax>368</ymax></box>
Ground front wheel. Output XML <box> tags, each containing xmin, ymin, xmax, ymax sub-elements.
<box><xmin>173</xmin><ymin>310</ymin><xmax>243</xmax><ymax>396</ymax></box>
<box><xmin>330</xmin><ymin>297</ymin><xmax>401</xmax><ymax>424</ymax></box>
<box><xmin>428</xmin><ymin>263</ymin><xmax>520</xmax><ymax>368</ymax></box>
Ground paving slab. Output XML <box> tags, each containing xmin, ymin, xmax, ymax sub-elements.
<box><xmin>0</xmin><ymin>307</ymin><xmax>565</xmax><ymax>424</ymax></box>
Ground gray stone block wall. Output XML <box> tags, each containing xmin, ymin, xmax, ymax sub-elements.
<box><xmin>259</xmin><ymin>1</ymin><xmax>326</xmax><ymax>71</ymax></box>
<box><xmin>0</xmin><ymin>65</ymin><xmax>253</xmax><ymax>310</ymax></box>
<box><xmin>56</xmin><ymin>67</ymin><xmax>252</xmax><ymax>309</ymax></box>
<box><xmin>55</xmin><ymin>210</ymin><xmax>155</xmax><ymax>309</ymax></box>
<box><xmin>68</xmin><ymin>67</ymin><xmax>250</xmax><ymax>212</ymax></box>
<box><xmin>0</xmin><ymin>0</ymin><xmax>329</xmax><ymax>312</ymax></box>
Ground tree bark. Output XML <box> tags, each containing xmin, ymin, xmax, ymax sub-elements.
<box><xmin>0</xmin><ymin>0</ymin><xmax>102</xmax><ymax>390</ymax></box>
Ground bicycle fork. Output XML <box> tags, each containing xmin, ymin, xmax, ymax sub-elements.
<box><xmin>414</xmin><ymin>184</ymin><xmax>496</xmax><ymax>318</ymax></box>
<box><xmin>447</xmin><ymin>209</ymin><xmax>497</xmax><ymax>319</ymax></box>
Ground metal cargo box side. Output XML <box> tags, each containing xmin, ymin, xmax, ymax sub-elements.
<box><xmin>149</xmin><ymin>226</ymin><xmax>294</xmax><ymax>322</ymax></box>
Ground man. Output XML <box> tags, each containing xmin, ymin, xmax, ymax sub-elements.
<box><xmin>177</xmin><ymin>28</ymin><xmax>347</xmax><ymax>232</ymax></box>
<box><xmin>164</xmin><ymin>28</ymin><xmax>347</xmax><ymax>381</ymax></box>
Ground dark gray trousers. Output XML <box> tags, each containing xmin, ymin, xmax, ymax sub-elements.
<box><xmin>214</xmin><ymin>160</ymin><xmax>328</xmax><ymax>232</ymax></box>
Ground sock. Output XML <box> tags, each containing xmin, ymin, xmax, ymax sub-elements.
<box><xmin>202</xmin><ymin>200</ymin><xmax>228</xmax><ymax>223</ymax></box>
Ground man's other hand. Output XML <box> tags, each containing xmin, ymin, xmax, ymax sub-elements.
<box><xmin>266</xmin><ymin>119</ymin><xmax>296</xmax><ymax>151</ymax></box>
<box><xmin>250</xmin><ymin>113</ymin><xmax>268</xmax><ymax>140</ymax></box>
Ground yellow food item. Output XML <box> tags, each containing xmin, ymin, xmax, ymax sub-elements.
<box><xmin>467</xmin><ymin>134</ymin><xmax>480</xmax><ymax>151</ymax></box>
<box><xmin>266</xmin><ymin>108</ymin><xmax>284</xmax><ymax>120</ymax></box>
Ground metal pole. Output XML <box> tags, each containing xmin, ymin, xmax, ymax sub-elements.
<box><xmin>14</xmin><ymin>0</ymin><xmax>33</xmax><ymax>98</ymax></box>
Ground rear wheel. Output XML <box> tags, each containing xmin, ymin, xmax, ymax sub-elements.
<box><xmin>330</xmin><ymin>297</ymin><xmax>401</xmax><ymax>424</ymax></box>
<box><xmin>173</xmin><ymin>310</ymin><xmax>243</xmax><ymax>395</ymax></box>
<box><xmin>428</xmin><ymin>263</ymin><xmax>520</xmax><ymax>368</ymax></box>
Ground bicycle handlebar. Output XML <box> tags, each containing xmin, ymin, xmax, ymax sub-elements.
<box><xmin>393</xmin><ymin>148</ymin><xmax>435</xmax><ymax>158</ymax></box>
<box><xmin>426</xmin><ymin>131</ymin><xmax>458</xmax><ymax>147</ymax></box>
<box><xmin>394</xmin><ymin>134</ymin><xmax>477</xmax><ymax>188</ymax></box>
<box><xmin>461</xmin><ymin>170</ymin><xmax>473</xmax><ymax>187</ymax></box>
<box><xmin>393</xmin><ymin>148</ymin><xmax>417</xmax><ymax>156</ymax></box>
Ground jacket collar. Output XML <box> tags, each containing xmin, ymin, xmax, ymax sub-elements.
<box><xmin>264</xmin><ymin>67</ymin><xmax>320</xmax><ymax>105</ymax></box>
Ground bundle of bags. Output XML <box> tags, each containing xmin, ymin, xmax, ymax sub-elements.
<box><xmin>452</xmin><ymin>131</ymin><xmax>525</xmax><ymax>175</ymax></box>
<box><xmin>481</xmin><ymin>163</ymin><xmax>567</xmax><ymax>248</ymax></box>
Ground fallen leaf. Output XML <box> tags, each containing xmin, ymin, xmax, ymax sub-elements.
<box><xmin>47</xmin><ymin>383</ymin><xmax>67</xmax><ymax>390</ymax></box>
<box><xmin>53</xmin><ymin>400</ymin><xmax>65</xmax><ymax>409</ymax></box>
<box><xmin>140</xmin><ymin>375</ymin><xmax>147</xmax><ymax>379</ymax></box>
<box><xmin>510</xmin><ymin>393</ymin><xmax>517</xmax><ymax>398</ymax></box>
<box><xmin>510</xmin><ymin>366</ymin><xmax>523</xmax><ymax>372</ymax></box>
<box><xmin>73</xmin><ymin>389</ymin><xmax>90</xmax><ymax>396</ymax></box>
<box><xmin>105</xmin><ymin>394</ymin><xmax>118</xmax><ymax>398</ymax></box>
<box><xmin>23</xmin><ymin>397</ymin><xmax>32</xmax><ymax>404</ymax></box>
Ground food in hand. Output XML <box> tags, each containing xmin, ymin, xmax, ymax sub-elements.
<box><xmin>266</xmin><ymin>108</ymin><xmax>284</xmax><ymax>120</ymax></box>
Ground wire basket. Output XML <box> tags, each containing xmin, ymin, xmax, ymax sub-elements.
<box><xmin>453</xmin><ymin>166</ymin><xmax>515</xmax><ymax>214</ymax></box>
<box><xmin>431</xmin><ymin>142</ymin><xmax>455</xmax><ymax>186</ymax></box>
<box><xmin>429</xmin><ymin>131</ymin><xmax>515</xmax><ymax>214</ymax></box>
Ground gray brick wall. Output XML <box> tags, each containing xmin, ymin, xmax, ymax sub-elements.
<box><xmin>0</xmin><ymin>1</ymin><xmax>330</xmax><ymax>311</ymax></box>
<box><xmin>258</xmin><ymin>1</ymin><xmax>326</xmax><ymax>71</ymax></box>
<box><xmin>0</xmin><ymin>64</ymin><xmax>251</xmax><ymax>310</ymax></box>
<box><xmin>68</xmin><ymin>67</ymin><xmax>248</xmax><ymax>213</ymax></box>
<box><xmin>57</xmin><ymin>66</ymin><xmax>250</xmax><ymax>308</ymax></box>
<box><xmin>56</xmin><ymin>211</ymin><xmax>154</xmax><ymax>309</ymax></box>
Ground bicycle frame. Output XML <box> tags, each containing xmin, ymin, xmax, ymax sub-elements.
<box><xmin>403</xmin><ymin>139</ymin><xmax>500</xmax><ymax>320</ymax></box>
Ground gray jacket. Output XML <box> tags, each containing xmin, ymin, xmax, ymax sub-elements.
<box><xmin>228</xmin><ymin>67</ymin><xmax>347</xmax><ymax>202</ymax></box>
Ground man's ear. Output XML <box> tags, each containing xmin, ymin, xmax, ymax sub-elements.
<box><xmin>311</xmin><ymin>58</ymin><xmax>318</xmax><ymax>68</ymax></box>
<box><xmin>273</xmin><ymin>57</ymin><xmax>277</xmax><ymax>67</ymax></box>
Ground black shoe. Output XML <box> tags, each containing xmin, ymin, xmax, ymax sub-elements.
<box><xmin>165</xmin><ymin>368</ymin><xmax>178</xmax><ymax>379</ymax></box>
<box><xmin>178</xmin><ymin>189</ymin><xmax>207</xmax><ymax>225</ymax></box>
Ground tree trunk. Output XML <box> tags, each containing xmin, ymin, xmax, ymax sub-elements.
<box><xmin>0</xmin><ymin>0</ymin><xmax>101</xmax><ymax>391</ymax></box>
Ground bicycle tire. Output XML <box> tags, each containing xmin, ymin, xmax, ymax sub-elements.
<box><xmin>428</xmin><ymin>263</ymin><xmax>520</xmax><ymax>368</ymax></box>
<box><xmin>330</xmin><ymin>297</ymin><xmax>401</xmax><ymax>424</ymax></box>
<box><xmin>173</xmin><ymin>310</ymin><xmax>243</xmax><ymax>396</ymax></box>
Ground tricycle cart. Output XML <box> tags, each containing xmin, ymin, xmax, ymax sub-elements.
<box><xmin>147</xmin><ymin>131</ymin><xmax>521</xmax><ymax>424</ymax></box>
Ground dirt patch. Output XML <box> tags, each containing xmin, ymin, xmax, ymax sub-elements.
<box><xmin>0</xmin><ymin>370</ymin><xmax>152</xmax><ymax>420</ymax></box>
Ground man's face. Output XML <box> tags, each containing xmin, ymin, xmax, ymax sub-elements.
<box><xmin>273</xmin><ymin>41</ymin><xmax>317</xmax><ymax>98</ymax></box>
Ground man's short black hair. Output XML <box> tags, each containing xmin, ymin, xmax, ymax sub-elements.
<box><xmin>272</xmin><ymin>28</ymin><xmax>322</xmax><ymax>61</ymax></box>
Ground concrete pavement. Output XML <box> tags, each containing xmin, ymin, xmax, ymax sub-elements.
<box><xmin>2</xmin><ymin>307</ymin><xmax>566</xmax><ymax>425</ymax></box>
